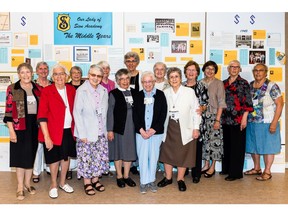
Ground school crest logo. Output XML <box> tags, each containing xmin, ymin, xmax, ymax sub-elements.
<box><xmin>57</xmin><ymin>14</ymin><xmax>70</xmax><ymax>32</ymax></box>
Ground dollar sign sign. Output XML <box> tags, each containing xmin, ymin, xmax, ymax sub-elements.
<box><xmin>59</xmin><ymin>16</ymin><xmax>68</xmax><ymax>30</ymax></box>
<box><xmin>234</xmin><ymin>14</ymin><xmax>240</xmax><ymax>24</ymax></box>
<box><xmin>250</xmin><ymin>15</ymin><xmax>255</xmax><ymax>25</ymax></box>
<box><xmin>21</xmin><ymin>16</ymin><xmax>26</xmax><ymax>26</ymax></box>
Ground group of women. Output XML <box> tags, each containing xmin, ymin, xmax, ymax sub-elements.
<box><xmin>4</xmin><ymin>52</ymin><xmax>284</xmax><ymax>200</ymax></box>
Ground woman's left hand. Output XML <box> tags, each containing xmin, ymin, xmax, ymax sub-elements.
<box><xmin>269</xmin><ymin>122</ymin><xmax>277</xmax><ymax>134</ymax></box>
<box><xmin>192</xmin><ymin>129</ymin><xmax>199</xmax><ymax>139</ymax></box>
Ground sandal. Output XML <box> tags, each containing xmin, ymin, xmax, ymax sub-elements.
<box><xmin>84</xmin><ymin>184</ymin><xmax>95</xmax><ymax>196</ymax></box>
<box><xmin>256</xmin><ymin>172</ymin><xmax>272</xmax><ymax>181</ymax></box>
<box><xmin>92</xmin><ymin>181</ymin><xmax>105</xmax><ymax>192</ymax></box>
<box><xmin>32</xmin><ymin>175</ymin><xmax>40</xmax><ymax>183</ymax></box>
<box><xmin>16</xmin><ymin>191</ymin><xmax>25</xmax><ymax>201</ymax></box>
<box><xmin>244</xmin><ymin>168</ymin><xmax>262</xmax><ymax>175</ymax></box>
<box><xmin>66</xmin><ymin>171</ymin><xmax>73</xmax><ymax>180</ymax></box>
<box><xmin>24</xmin><ymin>186</ymin><xmax>36</xmax><ymax>195</ymax></box>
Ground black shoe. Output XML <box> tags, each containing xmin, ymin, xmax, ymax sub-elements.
<box><xmin>219</xmin><ymin>171</ymin><xmax>228</xmax><ymax>175</ymax></box>
<box><xmin>177</xmin><ymin>180</ymin><xmax>186</xmax><ymax>192</ymax></box>
<box><xmin>157</xmin><ymin>177</ymin><xmax>173</xmax><ymax>187</ymax></box>
<box><xmin>192</xmin><ymin>177</ymin><xmax>200</xmax><ymax>184</ymax></box>
<box><xmin>201</xmin><ymin>168</ymin><xmax>209</xmax><ymax>174</ymax></box>
<box><xmin>123</xmin><ymin>177</ymin><xmax>136</xmax><ymax>187</ymax></box>
<box><xmin>66</xmin><ymin>171</ymin><xmax>72</xmax><ymax>180</ymax></box>
<box><xmin>130</xmin><ymin>166</ymin><xmax>139</xmax><ymax>175</ymax></box>
<box><xmin>116</xmin><ymin>178</ymin><xmax>126</xmax><ymax>188</ymax></box>
<box><xmin>225</xmin><ymin>176</ymin><xmax>241</xmax><ymax>181</ymax></box>
<box><xmin>46</xmin><ymin>171</ymin><xmax>51</xmax><ymax>175</ymax></box>
<box><xmin>204</xmin><ymin>170</ymin><xmax>215</xmax><ymax>178</ymax></box>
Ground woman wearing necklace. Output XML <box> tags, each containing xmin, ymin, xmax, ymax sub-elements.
<box><xmin>200</xmin><ymin>60</ymin><xmax>227</xmax><ymax>178</ymax></box>
<box><xmin>37</xmin><ymin>64</ymin><xmax>76</xmax><ymax>199</ymax></box>
<box><xmin>182</xmin><ymin>60</ymin><xmax>209</xmax><ymax>184</ymax></box>
<box><xmin>221</xmin><ymin>60</ymin><xmax>253</xmax><ymax>181</ymax></box>
<box><xmin>32</xmin><ymin>61</ymin><xmax>52</xmax><ymax>184</ymax></box>
<box><xmin>4</xmin><ymin>63</ymin><xmax>41</xmax><ymax>200</ymax></box>
<box><xmin>245</xmin><ymin>63</ymin><xmax>283</xmax><ymax>181</ymax></box>
<box><xmin>157</xmin><ymin>67</ymin><xmax>201</xmax><ymax>192</ymax></box>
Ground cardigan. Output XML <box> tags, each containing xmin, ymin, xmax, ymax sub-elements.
<box><xmin>37</xmin><ymin>83</ymin><xmax>76</xmax><ymax>145</ymax></box>
<box><xmin>133</xmin><ymin>89</ymin><xmax>167</xmax><ymax>134</ymax></box>
<box><xmin>3</xmin><ymin>80</ymin><xmax>41</xmax><ymax>130</ymax></box>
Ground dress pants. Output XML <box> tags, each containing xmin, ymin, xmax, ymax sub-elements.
<box><xmin>222</xmin><ymin>125</ymin><xmax>246</xmax><ymax>178</ymax></box>
<box><xmin>136</xmin><ymin>134</ymin><xmax>162</xmax><ymax>185</ymax></box>
<box><xmin>191</xmin><ymin>139</ymin><xmax>202</xmax><ymax>178</ymax></box>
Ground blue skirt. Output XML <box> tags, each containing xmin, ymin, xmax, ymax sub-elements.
<box><xmin>246</xmin><ymin>122</ymin><xmax>281</xmax><ymax>154</ymax></box>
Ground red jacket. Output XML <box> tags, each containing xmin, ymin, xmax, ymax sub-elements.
<box><xmin>37</xmin><ymin>83</ymin><xmax>76</xmax><ymax>145</ymax></box>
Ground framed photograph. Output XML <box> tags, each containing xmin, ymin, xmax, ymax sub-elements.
<box><xmin>73</xmin><ymin>46</ymin><xmax>91</xmax><ymax>62</ymax></box>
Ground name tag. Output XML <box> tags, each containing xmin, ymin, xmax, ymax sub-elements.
<box><xmin>169</xmin><ymin>111</ymin><xmax>179</xmax><ymax>120</ymax></box>
<box><xmin>130</xmin><ymin>84</ymin><xmax>135</xmax><ymax>89</ymax></box>
<box><xmin>125</xmin><ymin>96</ymin><xmax>133</xmax><ymax>104</ymax></box>
<box><xmin>144</xmin><ymin>97</ymin><xmax>154</xmax><ymax>105</ymax></box>
<box><xmin>96</xmin><ymin>108</ymin><xmax>102</xmax><ymax>116</ymax></box>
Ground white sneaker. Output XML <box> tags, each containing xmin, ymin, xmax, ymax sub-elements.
<box><xmin>59</xmin><ymin>183</ymin><xmax>74</xmax><ymax>193</ymax></box>
<box><xmin>49</xmin><ymin>188</ymin><xmax>58</xmax><ymax>199</ymax></box>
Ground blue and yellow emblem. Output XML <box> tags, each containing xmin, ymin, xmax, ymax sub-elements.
<box><xmin>57</xmin><ymin>14</ymin><xmax>70</xmax><ymax>32</ymax></box>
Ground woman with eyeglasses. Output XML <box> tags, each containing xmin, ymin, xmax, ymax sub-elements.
<box><xmin>200</xmin><ymin>60</ymin><xmax>227</xmax><ymax>178</ymax></box>
<box><xmin>73</xmin><ymin>64</ymin><xmax>109</xmax><ymax>195</ymax></box>
<box><xmin>107</xmin><ymin>68</ymin><xmax>138</xmax><ymax>188</ymax></box>
<box><xmin>37</xmin><ymin>64</ymin><xmax>76</xmax><ymax>199</ymax></box>
<box><xmin>245</xmin><ymin>63</ymin><xmax>283</xmax><ymax>181</ymax></box>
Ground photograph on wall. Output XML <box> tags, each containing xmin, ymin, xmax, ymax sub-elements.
<box><xmin>73</xmin><ymin>46</ymin><xmax>91</xmax><ymax>62</ymax></box>
<box><xmin>253</xmin><ymin>40</ymin><xmax>264</xmax><ymax>49</ymax></box>
<box><xmin>155</xmin><ymin>18</ymin><xmax>175</xmax><ymax>33</ymax></box>
<box><xmin>0</xmin><ymin>12</ymin><xmax>10</xmax><ymax>31</ymax></box>
<box><xmin>236</xmin><ymin>35</ymin><xmax>252</xmax><ymax>48</ymax></box>
<box><xmin>171</xmin><ymin>40</ymin><xmax>187</xmax><ymax>53</ymax></box>
<box><xmin>249</xmin><ymin>50</ymin><xmax>266</xmax><ymax>64</ymax></box>
<box><xmin>0</xmin><ymin>32</ymin><xmax>12</xmax><ymax>46</ymax></box>
<box><xmin>147</xmin><ymin>35</ymin><xmax>159</xmax><ymax>43</ymax></box>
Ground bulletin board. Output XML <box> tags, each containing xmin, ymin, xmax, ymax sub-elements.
<box><xmin>123</xmin><ymin>12</ymin><xmax>206</xmax><ymax>75</ymax></box>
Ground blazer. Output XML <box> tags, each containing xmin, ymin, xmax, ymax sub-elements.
<box><xmin>163</xmin><ymin>85</ymin><xmax>202</xmax><ymax>145</ymax></box>
<box><xmin>133</xmin><ymin>88</ymin><xmax>167</xmax><ymax>134</ymax></box>
<box><xmin>37</xmin><ymin>83</ymin><xmax>76</xmax><ymax>145</ymax></box>
<box><xmin>73</xmin><ymin>80</ymin><xmax>108</xmax><ymax>141</ymax></box>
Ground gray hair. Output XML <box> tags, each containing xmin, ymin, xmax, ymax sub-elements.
<box><xmin>153</xmin><ymin>62</ymin><xmax>167</xmax><ymax>72</ymax></box>
<box><xmin>167</xmin><ymin>67</ymin><xmax>182</xmax><ymax>80</ymax></box>
<box><xmin>124</xmin><ymin>51</ymin><xmax>140</xmax><ymax>63</ymax></box>
<box><xmin>89</xmin><ymin>64</ymin><xmax>104</xmax><ymax>76</ymax></box>
<box><xmin>141</xmin><ymin>71</ymin><xmax>156</xmax><ymax>82</ymax></box>
<box><xmin>50</xmin><ymin>63</ymin><xmax>69</xmax><ymax>77</ymax></box>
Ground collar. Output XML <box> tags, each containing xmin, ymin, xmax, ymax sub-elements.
<box><xmin>118</xmin><ymin>86</ymin><xmax>131</xmax><ymax>91</ymax></box>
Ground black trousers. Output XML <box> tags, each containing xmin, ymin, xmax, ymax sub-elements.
<box><xmin>222</xmin><ymin>125</ymin><xmax>246</xmax><ymax>178</ymax></box>
<box><xmin>191</xmin><ymin>139</ymin><xmax>203</xmax><ymax>178</ymax></box>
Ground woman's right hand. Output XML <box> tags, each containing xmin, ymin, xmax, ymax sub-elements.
<box><xmin>9</xmin><ymin>130</ymin><xmax>17</xmax><ymax>143</ymax></box>
<box><xmin>107</xmin><ymin>131</ymin><xmax>114</xmax><ymax>141</ymax></box>
<box><xmin>44</xmin><ymin>136</ymin><xmax>53</xmax><ymax>151</ymax></box>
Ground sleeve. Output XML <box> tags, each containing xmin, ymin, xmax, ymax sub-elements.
<box><xmin>242</xmin><ymin>80</ymin><xmax>254</xmax><ymax>112</ymax></box>
<box><xmin>37</xmin><ymin>88</ymin><xmax>49</xmax><ymax>123</ymax></box>
<box><xmin>270</xmin><ymin>82</ymin><xmax>282</xmax><ymax>100</ymax></box>
<box><xmin>73</xmin><ymin>90</ymin><xmax>86</xmax><ymax>139</ymax></box>
<box><xmin>151</xmin><ymin>92</ymin><xmax>167</xmax><ymax>132</ymax></box>
<box><xmin>3</xmin><ymin>85</ymin><xmax>13</xmax><ymax>123</ymax></box>
<box><xmin>191</xmin><ymin>90</ymin><xmax>202</xmax><ymax>130</ymax></box>
<box><xmin>132</xmin><ymin>94</ymin><xmax>142</xmax><ymax>133</ymax></box>
<box><xmin>106</xmin><ymin>93</ymin><xmax>115</xmax><ymax>131</ymax></box>
<box><xmin>216</xmin><ymin>81</ymin><xmax>227</xmax><ymax>109</ymax></box>
<box><xmin>198</xmin><ymin>82</ymin><xmax>209</xmax><ymax>106</ymax></box>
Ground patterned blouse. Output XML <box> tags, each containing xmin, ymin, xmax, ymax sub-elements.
<box><xmin>248</xmin><ymin>79</ymin><xmax>282</xmax><ymax>123</ymax></box>
<box><xmin>222</xmin><ymin>75</ymin><xmax>253</xmax><ymax>125</ymax></box>
<box><xmin>183</xmin><ymin>81</ymin><xmax>209</xmax><ymax>106</ymax></box>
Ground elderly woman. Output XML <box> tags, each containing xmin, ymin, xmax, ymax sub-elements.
<box><xmin>157</xmin><ymin>67</ymin><xmax>201</xmax><ymax>192</ymax></box>
<box><xmin>124</xmin><ymin>51</ymin><xmax>142</xmax><ymax>92</ymax></box>
<box><xmin>182</xmin><ymin>60</ymin><xmax>209</xmax><ymax>183</ymax></box>
<box><xmin>37</xmin><ymin>64</ymin><xmax>76</xmax><ymax>199</ymax></box>
<box><xmin>245</xmin><ymin>63</ymin><xmax>284</xmax><ymax>181</ymax></box>
<box><xmin>32</xmin><ymin>61</ymin><xmax>52</xmax><ymax>183</ymax></box>
<box><xmin>221</xmin><ymin>60</ymin><xmax>253</xmax><ymax>181</ymax></box>
<box><xmin>107</xmin><ymin>68</ymin><xmax>137</xmax><ymax>188</ymax></box>
<box><xmin>69</xmin><ymin>66</ymin><xmax>84</xmax><ymax>89</ymax></box>
<box><xmin>200</xmin><ymin>60</ymin><xmax>227</xmax><ymax>178</ymax></box>
<box><xmin>73</xmin><ymin>64</ymin><xmax>109</xmax><ymax>195</ymax></box>
<box><xmin>4</xmin><ymin>63</ymin><xmax>41</xmax><ymax>200</ymax></box>
<box><xmin>153</xmin><ymin>62</ymin><xmax>169</xmax><ymax>91</ymax></box>
<box><xmin>97</xmin><ymin>60</ymin><xmax>115</xmax><ymax>93</ymax></box>
<box><xmin>133</xmin><ymin>71</ymin><xmax>167</xmax><ymax>194</ymax></box>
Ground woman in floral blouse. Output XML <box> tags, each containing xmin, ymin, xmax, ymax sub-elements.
<box><xmin>221</xmin><ymin>60</ymin><xmax>253</xmax><ymax>181</ymax></box>
<box><xmin>245</xmin><ymin>63</ymin><xmax>284</xmax><ymax>181</ymax></box>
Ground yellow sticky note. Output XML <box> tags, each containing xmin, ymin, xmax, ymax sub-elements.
<box><xmin>224</xmin><ymin>50</ymin><xmax>237</xmax><ymax>65</ymax></box>
<box><xmin>180</xmin><ymin>57</ymin><xmax>193</xmax><ymax>61</ymax></box>
<box><xmin>215</xmin><ymin>65</ymin><xmax>222</xmax><ymax>80</ymax></box>
<box><xmin>165</xmin><ymin>57</ymin><xmax>176</xmax><ymax>62</ymax></box>
<box><xmin>253</xmin><ymin>30</ymin><xmax>266</xmax><ymax>39</ymax></box>
<box><xmin>11</xmin><ymin>49</ymin><xmax>24</xmax><ymax>54</ymax></box>
<box><xmin>59</xmin><ymin>61</ymin><xmax>72</xmax><ymax>72</ymax></box>
<box><xmin>191</xmin><ymin>22</ymin><xmax>200</xmax><ymax>37</ymax></box>
<box><xmin>189</xmin><ymin>40</ymin><xmax>202</xmax><ymax>54</ymax></box>
<box><xmin>11</xmin><ymin>56</ymin><xmax>24</xmax><ymax>67</ymax></box>
<box><xmin>131</xmin><ymin>48</ymin><xmax>145</xmax><ymax>61</ymax></box>
<box><xmin>30</xmin><ymin>35</ymin><xmax>38</xmax><ymax>45</ymax></box>
<box><xmin>0</xmin><ymin>138</ymin><xmax>10</xmax><ymax>142</ymax></box>
<box><xmin>269</xmin><ymin>67</ymin><xmax>282</xmax><ymax>82</ymax></box>
<box><xmin>176</xmin><ymin>23</ymin><xmax>189</xmax><ymax>36</ymax></box>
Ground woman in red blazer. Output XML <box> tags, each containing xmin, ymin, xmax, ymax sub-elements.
<box><xmin>37</xmin><ymin>64</ymin><xmax>76</xmax><ymax>199</ymax></box>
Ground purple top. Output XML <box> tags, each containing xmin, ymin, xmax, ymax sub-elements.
<box><xmin>100</xmin><ymin>79</ymin><xmax>115</xmax><ymax>93</ymax></box>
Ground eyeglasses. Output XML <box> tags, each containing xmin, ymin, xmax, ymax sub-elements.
<box><xmin>229</xmin><ymin>66</ymin><xmax>240</xmax><ymax>69</ymax></box>
<box><xmin>119</xmin><ymin>77</ymin><xmax>130</xmax><ymax>81</ymax></box>
<box><xmin>71</xmin><ymin>71</ymin><xmax>81</xmax><ymax>75</ymax></box>
<box><xmin>89</xmin><ymin>73</ymin><xmax>103</xmax><ymax>78</ymax></box>
<box><xmin>205</xmin><ymin>67</ymin><xmax>215</xmax><ymax>71</ymax></box>
<box><xmin>142</xmin><ymin>80</ymin><xmax>154</xmax><ymax>84</ymax></box>
<box><xmin>253</xmin><ymin>69</ymin><xmax>266</xmax><ymax>73</ymax></box>
<box><xmin>125</xmin><ymin>60</ymin><xmax>137</xmax><ymax>63</ymax></box>
<box><xmin>53</xmin><ymin>72</ymin><xmax>66</xmax><ymax>77</ymax></box>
